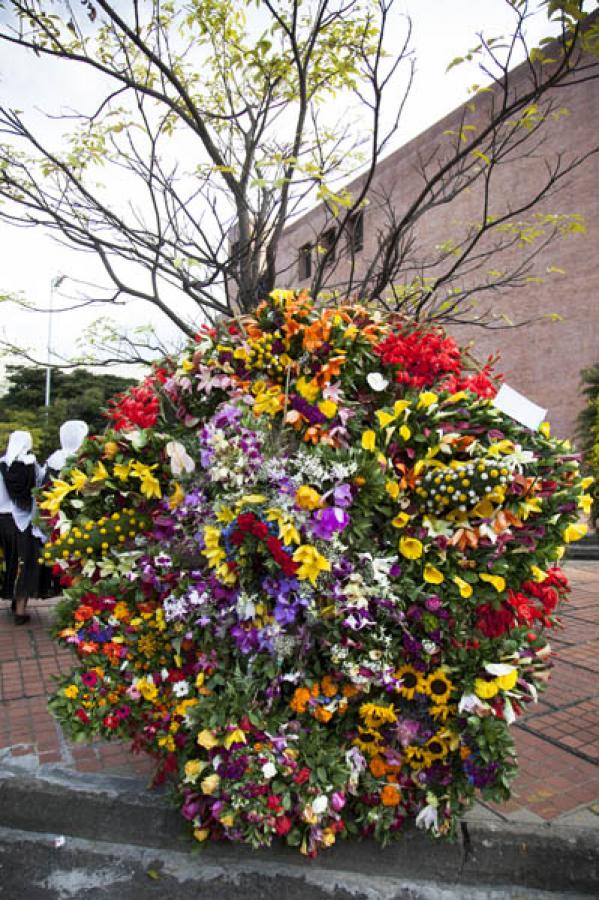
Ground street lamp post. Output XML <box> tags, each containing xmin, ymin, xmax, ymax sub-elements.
<box><xmin>45</xmin><ymin>274</ymin><xmax>66</xmax><ymax>409</ymax></box>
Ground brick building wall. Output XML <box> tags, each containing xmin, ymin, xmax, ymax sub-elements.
<box><xmin>276</xmin><ymin>56</ymin><xmax>599</xmax><ymax>441</ymax></box>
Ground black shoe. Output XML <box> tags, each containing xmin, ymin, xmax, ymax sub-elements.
<box><xmin>14</xmin><ymin>613</ymin><xmax>30</xmax><ymax>626</ymax></box>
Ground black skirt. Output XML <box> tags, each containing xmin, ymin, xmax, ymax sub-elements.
<box><xmin>0</xmin><ymin>515</ymin><xmax>40</xmax><ymax>600</ymax></box>
<box><xmin>0</xmin><ymin>512</ymin><xmax>18</xmax><ymax>600</ymax></box>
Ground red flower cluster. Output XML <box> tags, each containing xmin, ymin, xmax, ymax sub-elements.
<box><xmin>442</xmin><ymin>363</ymin><xmax>500</xmax><ymax>399</ymax></box>
<box><xmin>476</xmin><ymin>568</ymin><xmax>569</xmax><ymax>638</ymax></box>
<box><xmin>374</xmin><ymin>326</ymin><xmax>462</xmax><ymax>390</ymax></box>
<box><xmin>230</xmin><ymin>512</ymin><xmax>298</xmax><ymax>576</ymax></box>
<box><xmin>107</xmin><ymin>376</ymin><xmax>161</xmax><ymax>431</ymax></box>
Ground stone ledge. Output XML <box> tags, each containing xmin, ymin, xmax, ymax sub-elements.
<box><xmin>1</xmin><ymin>769</ymin><xmax>597</xmax><ymax>895</ymax></box>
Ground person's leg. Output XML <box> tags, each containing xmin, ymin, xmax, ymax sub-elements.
<box><xmin>13</xmin><ymin>525</ymin><xmax>36</xmax><ymax>624</ymax></box>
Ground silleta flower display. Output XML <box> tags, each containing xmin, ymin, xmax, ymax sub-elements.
<box><xmin>41</xmin><ymin>290</ymin><xmax>591</xmax><ymax>856</ymax></box>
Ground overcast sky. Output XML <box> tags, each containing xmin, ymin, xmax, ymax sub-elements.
<box><xmin>0</xmin><ymin>0</ymin><xmax>567</xmax><ymax>383</ymax></box>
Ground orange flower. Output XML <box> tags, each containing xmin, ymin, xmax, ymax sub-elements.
<box><xmin>342</xmin><ymin>683</ymin><xmax>360</xmax><ymax>698</ymax></box>
<box><xmin>302</xmin><ymin>319</ymin><xmax>331</xmax><ymax>352</ymax></box>
<box><xmin>315</xmin><ymin>355</ymin><xmax>346</xmax><ymax>388</ymax></box>
<box><xmin>321</xmin><ymin>676</ymin><xmax>337</xmax><ymax>698</ymax></box>
<box><xmin>74</xmin><ymin>605</ymin><xmax>94</xmax><ymax>622</ymax></box>
<box><xmin>380</xmin><ymin>784</ymin><xmax>402</xmax><ymax>806</ymax></box>
<box><xmin>313</xmin><ymin>706</ymin><xmax>333</xmax><ymax>723</ymax></box>
<box><xmin>290</xmin><ymin>687</ymin><xmax>311</xmax><ymax>714</ymax></box>
<box><xmin>369</xmin><ymin>756</ymin><xmax>387</xmax><ymax>778</ymax></box>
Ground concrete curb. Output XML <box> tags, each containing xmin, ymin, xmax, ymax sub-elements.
<box><xmin>1</xmin><ymin>767</ymin><xmax>598</xmax><ymax>895</ymax></box>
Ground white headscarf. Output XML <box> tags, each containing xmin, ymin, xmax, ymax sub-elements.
<box><xmin>46</xmin><ymin>420</ymin><xmax>89</xmax><ymax>472</ymax></box>
<box><xmin>4</xmin><ymin>430</ymin><xmax>35</xmax><ymax>467</ymax></box>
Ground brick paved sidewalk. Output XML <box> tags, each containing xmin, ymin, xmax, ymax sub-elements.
<box><xmin>1</xmin><ymin>564</ymin><xmax>598</xmax><ymax>826</ymax></box>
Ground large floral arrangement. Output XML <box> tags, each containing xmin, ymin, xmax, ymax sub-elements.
<box><xmin>42</xmin><ymin>290</ymin><xmax>590</xmax><ymax>856</ymax></box>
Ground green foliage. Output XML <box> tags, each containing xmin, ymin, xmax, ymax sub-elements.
<box><xmin>0</xmin><ymin>366</ymin><xmax>133</xmax><ymax>458</ymax></box>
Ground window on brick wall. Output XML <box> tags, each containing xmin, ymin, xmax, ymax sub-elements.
<box><xmin>320</xmin><ymin>227</ymin><xmax>336</xmax><ymax>266</ymax></box>
<box><xmin>298</xmin><ymin>243</ymin><xmax>312</xmax><ymax>280</ymax></box>
<box><xmin>347</xmin><ymin>209</ymin><xmax>364</xmax><ymax>253</ymax></box>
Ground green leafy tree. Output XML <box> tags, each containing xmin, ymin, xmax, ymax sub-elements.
<box><xmin>0</xmin><ymin>0</ymin><xmax>597</xmax><ymax>348</ymax></box>
<box><xmin>0</xmin><ymin>366</ymin><xmax>134</xmax><ymax>457</ymax></box>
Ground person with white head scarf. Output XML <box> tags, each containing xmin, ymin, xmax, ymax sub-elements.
<box><xmin>45</xmin><ymin>420</ymin><xmax>89</xmax><ymax>477</ymax></box>
<box><xmin>0</xmin><ymin>430</ymin><xmax>44</xmax><ymax>624</ymax></box>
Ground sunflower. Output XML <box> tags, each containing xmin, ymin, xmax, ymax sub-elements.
<box><xmin>394</xmin><ymin>665</ymin><xmax>425</xmax><ymax>701</ymax></box>
<box><xmin>423</xmin><ymin>734</ymin><xmax>450</xmax><ymax>762</ymax></box>
<box><xmin>422</xmin><ymin>669</ymin><xmax>454</xmax><ymax>705</ymax></box>
<box><xmin>404</xmin><ymin>744</ymin><xmax>428</xmax><ymax>770</ymax></box>
<box><xmin>360</xmin><ymin>702</ymin><xmax>397</xmax><ymax>730</ymax></box>
<box><xmin>429</xmin><ymin>703</ymin><xmax>456</xmax><ymax>723</ymax></box>
<box><xmin>353</xmin><ymin>726</ymin><xmax>385</xmax><ymax>757</ymax></box>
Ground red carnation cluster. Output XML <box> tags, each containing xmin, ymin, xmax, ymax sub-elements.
<box><xmin>230</xmin><ymin>511</ymin><xmax>298</xmax><ymax>576</ymax></box>
<box><xmin>442</xmin><ymin>363</ymin><xmax>500</xmax><ymax>399</ymax></box>
<box><xmin>374</xmin><ymin>327</ymin><xmax>462</xmax><ymax>390</ymax></box>
<box><xmin>107</xmin><ymin>376</ymin><xmax>161</xmax><ymax>431</ymax></box>
<box><xmin>476</xmin><ymin>567</ymin><xmax>569</xmax><ymax>638</ymax></box>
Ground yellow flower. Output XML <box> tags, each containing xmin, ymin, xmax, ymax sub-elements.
<box><xmin>578</xmin><ymin>494</ymin><xmax>593</xmax><ymax>515</ymax></box>
<box><xmin>69</xmin><ymin>468</ymin><xmax>88</xmax><ymax>491</ymax></box>
<box><xmin>197</xmin><ymin>729</ymin><xmax>219</xmax><ymax>749</ymax></box>
<box><xmin>393</xmin><ymin>399</ymin><xmax>410</xmax><ymax>417</ymax></box>
<box><xmin>399</xmin><ymin>536</ymin><xmax>423</xmax><ymax>560</ymax></box>
<box><xmin>180</xmin><ymin>357</ymin><xmax>194</xmax><ymax>372</ymax></box>
<box><xmin>293</xmin><ymin>544</ymin><xmax>331</xmax><ymax>586</ymax></box>
<box><xmin>417</xmin><ymin>391</ymin><xmax>438</xmax><ymax>409</ymax></box>
<box><xmin>359</xmin><ymin>702</ymin><xmax>396</xmax><ymax>729</ymax></box>
<box><xmin>479</xmin><ymin>573</ymin><xmax>506</xmax><ymax>593</ymax></box>
<box><xmin>193</xmin><ymin>828</ymin><xmax>210</xmax><ymax>842</ymax></box>
<box><xmin>376</xmin><ymin>409</ymin><xmax>396</xmax><ymax>428</ymax></box>
<box><xmin>201</xmin><ymin>773</ymin><xmax>221</xmax><ymax>795</ymax></box>
<box><xmin>539</xmin><ymin>421</ymin><xmax>551</xmax><ymax>438</ymax></box>
<box><xmin>391</xmin><ymin>512</ymin><xmax>410</xmax><ymax>529</ymax></box>
<box><xmin>444</xmin><ymin>391</ymin><xmax>469</xmax><ymax>404</ymax></box>
<box><xmin>223</xmin><ymin>728</ymin><xmax>247</xmax><ymax>749</ymax></box>
<box><xmin>530</xmin><ymin>566</ymin><xmax>547</xmax><ymax>582</ymax></box>
<box><xmin>424</xmin><ymin>670</ymin><xmax>454</xmax><ymax>704</ymax></box>
<box><xmin>278</xmin><ymin>519</ymin><xmax>301</xmax><ymax>546</ymax></box>
<box><xmin>496</xmin><ymin>670</ymin><xmax>518</xmax><ymax>691</ymax></box>
<box><xmin>471</xmin><ymin>498</ymin><xmax>494</xmax><ymax>519</ymax></box>
<box><xmin>220</xmin><ymin>814</ymin><xmax>235</xmax><ymax>828</ymax></box>
<box><xmin>103</xmin><ymin>440</ymin><xmax>119</xmax><ymax>460</ymax></box>
<box><xmin>295</xmin><ymin>485</ymin><xmax>321</xmax><ymax>510</ymax></box>
<box><xmin>423</xmin><ymin>564</ymin><xmax>444</xmax><ymax>585</ymax></box>
<box><xmin>131</xmin><ymin>462</ymin><xmax>162</xmax><ymax>499</ymax></box>
<box><xmin>385</xmin><ymin>480</ymin><xmax>400</xmax><ymax>500</ymax></box>
<box><xmin>64</xmin><ymin>684</ymin><xmax>79</xmax><ymax>699</ymax></box>
<box><xmin>168</xmin><ymin>482</ymin><xmax>185</xmax><ymax>510</ymax></box>
<box><xmin>563</xmin><ymin>522</ymin><xmax>588</xmax><ymax>543</ymax></box>
<box><xmin>296</xmin><ymin>376</ymin><xmax>320</xmax><ymax>403</ymax></box>
<box><xmin>113</xmin><ymin>461</ymin><xmax>132</xmax><ymax>481</ymax></box>
<box><xmin>91</xmin><ymin>460</ymin><xmax>109</xmax><ymax>482</ymax></box>
<box><xmin>39</xmin><ymin>479</ymin><xmax>73</xmax><ymax>515</ymax></box>
<box><xmin>474</xmin><ymin>678</ymin><xmax>499</xmax><ymax>699</ymax></box>
<box><xmin>581</xmin><ymin>476</ymin><xmax>594</xmax><ymax>490</ymax></box>
<box><xmin>137</xmin><ymin>678</ymin><xmax>158</xmax><ymax>701</ymax></box>
<box><xmin>184</xmin><ymin>759</ymin><xmax>206</xmax><ymax>783</ymax></box>
<box><xmin>453</xmin><ymin>576</ymin><xmax>473</xmax><ymax>599</ymax></box>
<box><xmin>361</xmin><ymin>430</ymin><xmax>376</xmax><ymax>452</ymax></box>
<box><xmin>399</xmin><ymin>424</ymin><xmax>411</xmax><ymax>441</ymax></box>
<box><xmin>318</xmin><ymin>399</ymin><xmax>337</xmax><ymax>419</ymax></box>
<box><xmin>253</xmin><ymin>387</ymin><xmax>283</xmax><ymax>416</ymax></box>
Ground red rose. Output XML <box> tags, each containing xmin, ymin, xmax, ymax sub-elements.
<box><xmin>275</xmin><ymin>815</ymin><xmax>292</xmax><ymax>836</ymax></box>
<box><xmin>293</xmin><ymin>767</ymin><xmax>311</xmax><ymax>785</ymax></box>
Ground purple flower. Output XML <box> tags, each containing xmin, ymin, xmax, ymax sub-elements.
<box><xmin>311</xmin><ymin>507</ymin><xmax>349</xmax><ymax>541</ymax></box>
<box><xmin>333</xmin><ymin>484</ymin><xmax>353</xmax><ymax>507</ymax></box>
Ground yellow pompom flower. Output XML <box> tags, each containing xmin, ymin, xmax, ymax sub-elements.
<box><xmin>474</xmin><ymin>678</ymin><xmax>499</xmax><ymax>699</ymax></box>
<box><xmin>399</xmin><ymin>536</ymin><xmax>423</xmax><ymax>560</ymax></box>
<box><xmin>64</xmin><ymin>684</ymin><xmax>79</xmax><ymax>699</ymax></box>
<box><xmin>496</xmin><ymin>670</ymin><xmax>518</xmax><ymax>691</ymax></box>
